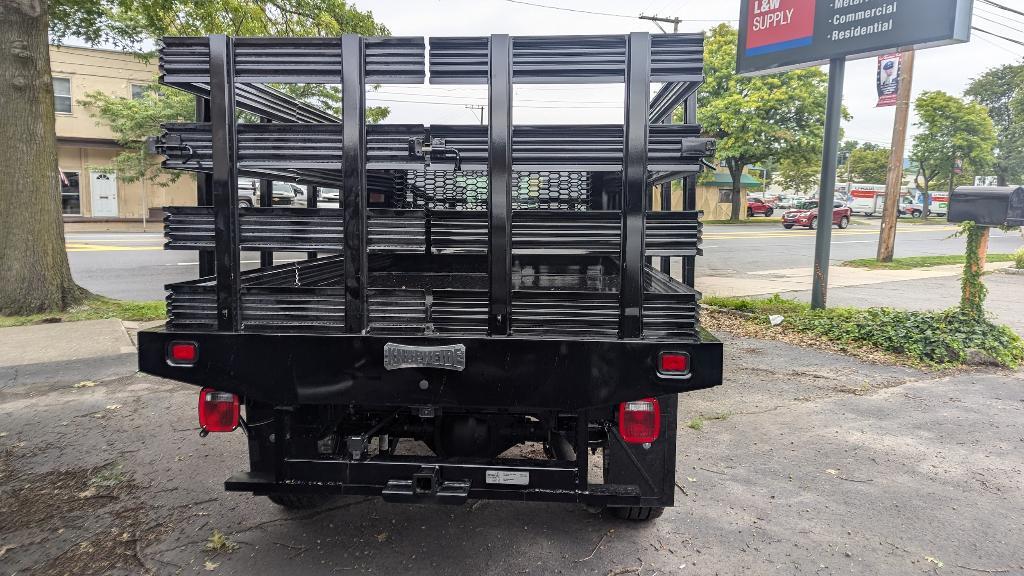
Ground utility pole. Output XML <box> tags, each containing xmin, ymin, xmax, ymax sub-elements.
<box><xmin>877</xmin><ymin>49</ymin><xmax>915</xmax><ymax>262</ymax></box>
<box><xmin>639</xmin><ymin>14</ymin><xmax>681</xmax><ymax>33</ymax></box>
<box><xmin>465</xmin><ymin>104</ymin><xmax>485</xmax><ymax>125</ymax></box>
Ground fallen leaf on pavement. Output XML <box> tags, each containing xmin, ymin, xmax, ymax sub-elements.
<box><xmin>73</xmin><ymin>380</ymin><xmax>97</xmax><ymax>388</ymax></box>
<box><xmin>204</xmin><ymin>560</ymin><xmax>220</xmax><ymax>571</ymax></box>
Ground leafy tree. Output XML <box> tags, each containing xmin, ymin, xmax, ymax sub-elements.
<box><xmin>691</xmin><ymin>24</ymin><xmax>835</xmax><ymax>220</ymax></box>
<box><xmin>79</xmin><ymin>83</ymin><xmax>195</xmax><ymax>187</ymax></box>
<box><xmin>0</xmin><ymin>0</ymin><xmax>388</xmax><ymax>314</ymax></box>
<box><xmin>775</xmin><ymin>154</ymin><xmax>820</xmax><ymax>194</ymax></box>
<box><xmin>910</xmin><ymin>91</ymin><xmax>997</xmax><ymax>217</ymax></box>
<box><xmin>846</xmin><ymin>146</ymin><xmax>891</xmax><ymax>183</ymax></box>
<box><xmin>965</xmin><ymin>63</ymin><xmax>1024</xmax><ymax>186</ymax></box>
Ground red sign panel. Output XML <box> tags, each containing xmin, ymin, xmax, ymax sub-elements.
<box><xmin>745</xmin><ymin>0</ymin><xmax>817</xmax><ymax>57</ymax></box>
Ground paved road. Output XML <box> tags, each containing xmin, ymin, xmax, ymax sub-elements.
<box><xmin>66</xmin><ymin>221</ymin><xmax>1024</xmax><ymax>301</ymax></box>
<box><xmin>2</xmin><ymin>333</ymin><xmax>1021</xmax><ymax>575</ymax></box>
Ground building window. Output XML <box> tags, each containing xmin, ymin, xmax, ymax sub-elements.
<box><xmin>60</xmin><ymin>171</ymin><xmax>81</xmax><ymax>215</ymax></box>
<box><xmin>718</xmin><ymin>188</ymin><xmax>735</xmax><ymax>204</ymax></box>
<box><xmin>53</xmin><ymin>77</ymin><xmax>72</xmax><ymax>114</ymax></box>
<box><xmin>130</xmin><ymin>83</ymin><xmax>148</xmax><ymax>100</ymax></box>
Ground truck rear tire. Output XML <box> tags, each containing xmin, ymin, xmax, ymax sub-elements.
<box><xmin>266</xmin><ymin>493</ymin><xmax>333</xmax><ymax>510</ymax></box>
<box><xmin>611</xmin><ymin>506</ymin><xmax>665</xmax><ymax>521</ymax></box>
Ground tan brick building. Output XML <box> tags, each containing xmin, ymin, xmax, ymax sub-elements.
<box><xmin>52</xmin><ymin>45</ymin><xmax>194</xmax><ymax>219</ymax></box>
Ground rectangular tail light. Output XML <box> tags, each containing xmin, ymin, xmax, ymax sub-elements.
<box><xmin>198</xmin><ymin>388</ymin><xmax>239</xmax><ymax>433</ymax></box>
<box><xmin>167</xmin><ymin>341</ymin><xmax>198</xmax><ymax>366</ymax></box>
<box><xmin>658</xmin><ymin>351</ymin><xmax>690</xmax><ymax>377</ymax></box>
<box><xmin>618</xmin><ymin>397</ymin><xmax>661</xmax><ymax>444</ymax></box>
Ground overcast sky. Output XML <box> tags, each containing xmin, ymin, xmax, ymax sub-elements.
<box><xmin>355</xmin><ymin>0</ymin><xmax>1024</xmax><ymax>149</ymax></box>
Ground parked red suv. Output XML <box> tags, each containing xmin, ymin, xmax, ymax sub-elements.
<box><xmin>746</xmin><ymin>197</ymin><xmax>774</xmax><ymax>217</ymax></box>
<box><xmin>782</xmin><ymin>201</ymin><xmax>852</xmax><ymax>230</ymax></box>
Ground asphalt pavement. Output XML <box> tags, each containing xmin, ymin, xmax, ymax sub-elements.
<box><xmin>65</xmin><ymin>219</ymin><xmax>1024</xmax><ymax>301</ymax></box>
<box><xmin>2</xmin><ymin>329</ymin><xmax>1021</xmax><ymax>575</ymax></box>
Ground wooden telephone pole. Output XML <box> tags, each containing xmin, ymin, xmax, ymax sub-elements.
<box><xmin>877</xmin><ymin>49</ymin><xmax>916</xmax><ymax>262</ymax></box>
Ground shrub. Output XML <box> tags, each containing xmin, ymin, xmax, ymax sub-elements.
<box><xmin>785</xmin><ymin>307</ymin><xmax>1024</xmax><ymax>368</ymax></box>
<box><xmin>1014</xmin><ymin>247</ymin><xmax>1024</xmax><ymax>270</ymax></box>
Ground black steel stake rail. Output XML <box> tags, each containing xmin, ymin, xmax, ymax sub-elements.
<box><xmin>620</xmin><ymin>32</ymin><xmax>652</xmax><ymax>339</ymax></box>
<box><xmin>209</xmin><ymin>35</ymin><xmax>242</xmax><ymax>332</ymax></box>
<box><xmin>176</xmin><ymin>32</ymin><xmax>711</xmax><ymax>339</ymax></box>
<box><xmin>487</xmin><ymin>35</ymin><xmax>513</xmax><ymax>336</ymax></box>
<box><xmin>342</xmin><ymin>33</ymin><xmax>368</xmax><ymax>333</ymax></box>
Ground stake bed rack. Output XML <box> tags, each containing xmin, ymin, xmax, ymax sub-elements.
<box><xmin>139</xmin><ymin>31</ymin><xmax>723</xmax><ymax>514</ymax></box>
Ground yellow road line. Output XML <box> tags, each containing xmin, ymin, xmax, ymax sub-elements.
<box><xmin>704</xmin><ymin>226</ymin><xmax>957</xmax><ymax>240</ymax></box>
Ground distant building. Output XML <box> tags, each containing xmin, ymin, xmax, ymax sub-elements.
<box><xmin>655</xmin><ymin>168</ymin><xmax>764</xmax><ymax>220</ymax></box>
<box><xmin>52</xmin><ymin>45</ymin><xmax>194</xmax><ymax>220</ymax></box>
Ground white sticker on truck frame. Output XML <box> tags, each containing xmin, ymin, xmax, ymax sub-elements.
<box><xmin>485</xmin><ymin>470</ymin><xmax>530</xmax><ymax>485</ymax></box>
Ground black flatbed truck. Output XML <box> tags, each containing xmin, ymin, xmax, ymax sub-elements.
<box><xmin>138</xmin><ymin>31</ymin><xmax>723</xmax><ymax>520</ymax></box>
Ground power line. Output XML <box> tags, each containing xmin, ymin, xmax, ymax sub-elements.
<box><xmin>979</xmin><ymin>0</ymin><xmax>1024</xmax><ymax>18</ymax></box>
<box><xmin>973</xmin><ymin>26</ymin><xmax>1024</xmax><ymax>48</ymax></box>
<box><xmin>973</xmin><ymin>13</ymin><xmax>1024</xmax><ymax>36</ymax></box>
<box><xmin>503</xmin><ymin>0</ymin><xmax>735</xmax><ymax>22</ymax></box>
<box><xmin>503</xmin><ymin>0</ymin><xmax>635</xmax><ymax>19</ymax></box>
<box><xmin>973</xmin><ymin>30</ymin><xmax>1024</xmax><ymax>57</ymax></box>
<box><xmin>975</xmin><ymin>4</ymin><xmax>1024</xmax><ymax>28</ymax></box>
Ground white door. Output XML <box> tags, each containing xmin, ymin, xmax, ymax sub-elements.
<box><xmin>89</xmin><ymin>171</ymin><xmax>118</xmax><ymax>217</ymax></box>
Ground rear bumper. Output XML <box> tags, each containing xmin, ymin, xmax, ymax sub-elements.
<box><xmin>137</xmin><ymin>330</ymin><xmax>723</xmax><ymax>410</ymax></box>
<box><xmin>225</xmin><ymin>456</ymin><xmax>652</xmax><ymax>506</ymax></box>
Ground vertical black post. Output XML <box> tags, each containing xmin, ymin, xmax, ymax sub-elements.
<box><xmin>681</xmin><ymin>94</ymin><xmax>697</xmax><ymax>286</ymax></box>
<box><xmin>487</xmin><ymin>34</ymin><xmax>513</xmax><ymax>336</ymax></box>
<box><xmin>209</xmin><ymin>34</ymin><xmax>241</xmax><ymax>331</ymax></box>
<box><xmin>811</xmin><ymin>58</ymin><xmax>845</xmax><ymax>309</ymax></box>
<box><xmin>306</xmin><ymin>184</ymin><xmax>319</xmax><ymax>260</ymax></box>
<box><xmin>620</xmin><ymin>32</ymin><xmax>650</xmax><ymax>339</ymax></box>
<box><xmin>658</xmin><ymin>181</ymin><xmax>671</xmax><ymax>274</ymax></box>
<box><xmin>259</xmin><ymin>117</ymin><xmax>274</xmax><ymax>268</ymax></box>
<box><xmin>195</xmin><ymin>96</ymin><xmax>216</xmax><ymax>278</ymax></box>
<box><xmin>342</xmin><ymin>34</ymin><xmax>368</xmax><ymax>333</ymax></box>
<box><xmin>576</xmin><ymin>411</ymin><xmax>589</xmax><ymax>490</ymax></box>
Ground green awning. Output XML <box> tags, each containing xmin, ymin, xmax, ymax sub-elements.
<box><xmin>705</xmin><ymin>172</ymin><xmax>763</xmax><ymax>189</ymax></box>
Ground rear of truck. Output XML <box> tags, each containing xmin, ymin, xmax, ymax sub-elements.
<box><xmin>139</xmin><ymin>32</ymin><xmax>722</xmax><ymax>520</ymax></box>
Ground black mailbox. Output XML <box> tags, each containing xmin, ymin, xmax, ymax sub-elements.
<box><xmin>948</xmin><ymin>186</ymin><xmax>1024</xmax><ymax>226</ymax></box>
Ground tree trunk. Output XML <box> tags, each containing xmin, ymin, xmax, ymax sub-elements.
<box><xmin>727</xmin><ymin>159</ymin><xmax>743</xmax><ymax>221</ymax></box>
<box><xmin>0</xmin><ymin>0</ymin><xmax>86</xmax><ymax>315</ymax></box>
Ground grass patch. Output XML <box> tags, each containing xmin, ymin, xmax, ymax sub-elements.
<box><xmin>704</xmin><ymin>294</ymin><xmax>809</xmax><ymax>316</ymax></box>
<box><xmin>894</xmin><ymin>217</ymin><xmax>956</xmax><ymax>225</ymax></box>
<box><xmin>0</xmin><ymin>296</ymin><xmax>165</xmax><ymax>328</ymax></box>
<box><xmin>686</xmin><ymin>418</ymin><xmax>703</xmax><ymax>431</ymax></box>
<box><xmin>843</xmin><ymin>253</ymin><xmax>1015</xmax><ymax>270</ymax></box>
<box><xmin>704</xmin><ymin>295</ymin><xmax>1024</xmax><ymax>369</ymax></box>
<box><xmin>1014</xmin><ymin>248</ymin><xmax>1024</xmax><ymax>270</ymax></box>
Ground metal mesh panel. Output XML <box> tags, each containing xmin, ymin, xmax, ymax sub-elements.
<box><xmin>397</xmin><ymin>170</ymin><xmax>591</xmax><ymax>210</ymax></box>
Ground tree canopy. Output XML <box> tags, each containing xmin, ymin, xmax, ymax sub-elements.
<box><xmin>846</xmin><ymin>146</ymin><xmax>891</xmax><ymax>184</ymax></box>
<box><xmin>911</xmin><ymin>91</ymin><xmax>996</xmax><ymax>194</ymax></box>
<box><xmin>965</xmin><ymin>63</ymin><xmax>1024</xmax><ymax>186</ymax></box>
<box><xmin>690</xmin><ymin>24</ymin><xmax>836</xmax><ymax>219</ymax></box>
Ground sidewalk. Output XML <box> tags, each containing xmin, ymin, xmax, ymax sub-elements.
<box><xmin>0</xmin><ymin>319</ymin><xmax>141</xmax><ymax>391</ymax></box>
<box><xmin>695</xmin><ymin>261</ymin><xmax>1013</xmax><ymax>297</ymax></box>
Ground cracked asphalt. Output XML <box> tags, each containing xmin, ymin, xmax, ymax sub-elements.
<box><xmin>1</xmin><ymin>334</ymin><xmax>1022</xmax><ymax>576</ymax></box>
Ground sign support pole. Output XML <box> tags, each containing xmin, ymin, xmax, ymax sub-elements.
<box><xmin>877</xmin><ymin>49</ymin><xmax>916</xmax><ymax>262</ymax></box>
<box><xmin>811</xmin><ymin>57</ymin><xmax>845</xmax><ymax>310</ymax></box>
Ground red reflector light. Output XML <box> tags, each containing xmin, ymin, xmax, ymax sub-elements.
<box><xmin>618</xmin><ymin>398</ymin><xmax>661</xmax><ymax>444</ymax></box>
<box><xmin>659</xmin><ymin>352</ymin><xmax>689</xmax><ymax>375</ymax></box>
<box><xmin>198</xmin><ymin>388</ymin><xmax>239</xmax><ymax>433</ymax></box>
<box><xmin>167</xmin><ymin>341</ymin><xmax>198</xmax><ymax>365</ymax></box>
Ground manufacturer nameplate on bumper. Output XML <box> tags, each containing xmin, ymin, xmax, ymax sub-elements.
<box><xmin>383</xmin><ymin>343</ymin><xmax>466</xmax><ymax>371</ymax></box>
<box><xmin>485</xmin><ymin>470</ymin><xmax>530</xmax><ymax>485</ymax></box>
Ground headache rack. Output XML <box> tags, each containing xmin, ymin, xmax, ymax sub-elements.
<box><xmin>155</xmin><ymin>32</ymin><xmax>714</xmax><ymax>341</ymax></box>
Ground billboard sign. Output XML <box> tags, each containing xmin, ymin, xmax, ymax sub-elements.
<box><xmin>737</xmin><ymin>0</ymin><xmax>974</xmax><ymax>76</ymax></box>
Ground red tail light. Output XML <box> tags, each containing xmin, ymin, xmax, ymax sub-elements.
<box><xmin>167</xmin><ymin>341</ymin><xmax>198</xmax><ymax>366</ymax></box>
<box><xmin>658</xmin><ymin>352</ymin><xmax>690</xmax><ymax>376</ymax></box>
<box><xmin>618</xmin><ymin>398</ymin><xmax>661</xmax><ymax>444</ymax></box>
<box><xmin>198</xmin><ymin>388</ymin><xmax>239</xmax><ymax>432</ymax></box>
